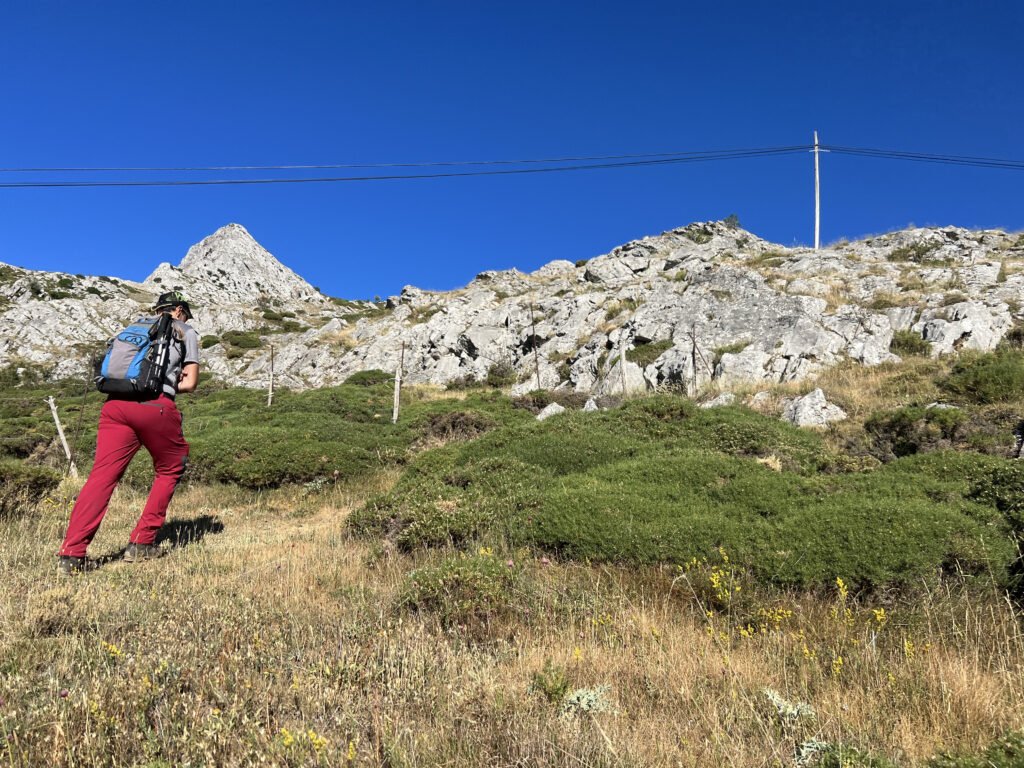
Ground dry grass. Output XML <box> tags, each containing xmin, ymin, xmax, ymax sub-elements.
<box><xmin>2</xmin><ymin>471</ymin><xmax>1023</xmax><ymax>766</ymax></box>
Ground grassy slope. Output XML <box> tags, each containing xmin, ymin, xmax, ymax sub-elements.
<box><xmin>3</xmin><ymin>353</ymin><xmax>1024</xmax><ymax>764</ymax></box>
<box><xmin>2</xmin><ymin>478</ymin><xmax>1023</xmax><ymax>766</ymax></box>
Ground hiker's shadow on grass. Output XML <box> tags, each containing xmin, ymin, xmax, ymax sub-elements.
<box><xmin>155</xmin><ymin>514</ymin><xmax>225</xmax><ymax>549</ymax></box>
<box><xmin>93</xmin><ymin>515</ymin><xmax>225</xmax><ymax>568</ymax></box>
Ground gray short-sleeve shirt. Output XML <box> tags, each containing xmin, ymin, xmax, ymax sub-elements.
<box><xmin>163</xmin><ymin>319</ymin><xmax>200</xmax><ymax>397</ymax></box>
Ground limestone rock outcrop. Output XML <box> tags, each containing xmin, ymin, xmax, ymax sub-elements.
<box><xmin>2</xmin><ymin>220</ymin><xmax>1021</xmax><ymax>395</ymax></box>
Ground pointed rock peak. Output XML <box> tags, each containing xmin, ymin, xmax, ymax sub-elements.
<box><xmin>144</xmin><ymin>223</ymin><xmax>324</xmax><ymax>306</ymax></box>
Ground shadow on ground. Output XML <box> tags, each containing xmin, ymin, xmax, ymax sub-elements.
<box><xmin>90</xmin><ymin>515</ymin><xmax>225</xmax><ymax>568</ymax></box>
<box><xmin>156</xmin><ymin>514</ymin><xmax>225</xmax><ymax>548</ymax></box>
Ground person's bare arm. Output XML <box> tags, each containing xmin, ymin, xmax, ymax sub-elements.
<box><xmin>178</xmin><ymin>363</ymin><xmax>199</xmax><ymax>393</ymax></box>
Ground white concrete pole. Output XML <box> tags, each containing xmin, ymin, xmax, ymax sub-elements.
<box><xmin>46</xmin><ymin>396</ymin><xmax>78</xmax><ymax>478</ymax></box>
<box><xmin>814</xmin><ymin>130</ymin><xmax>821</xmax><ymax>250</ymax></box>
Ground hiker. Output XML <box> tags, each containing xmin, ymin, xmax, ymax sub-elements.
<box><xmin>57</xmin><ymin>291</ymin><xmax>200</xmax><ymax>574</ymax></box>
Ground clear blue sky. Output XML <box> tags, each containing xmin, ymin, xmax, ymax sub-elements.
<box><xmin>1</xmin><ymin>1</ymin><xmax>1021</xmax><ymax>300</ymax></box>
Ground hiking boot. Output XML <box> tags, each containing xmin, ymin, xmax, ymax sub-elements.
<box><xmin>58</xmin><ymin>555</ymin><xmax>86</xmax><ymax>576</ymax></box>
<box><xmin>123</xmin><ymin>542</ymin><xmax>162</xmax><ymax>563</ymax></box>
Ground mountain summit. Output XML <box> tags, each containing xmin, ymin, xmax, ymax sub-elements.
<box><xmin>143</xmin><ymin>223</ymin><xmax>324</xmax><ymax>307</ymax></box>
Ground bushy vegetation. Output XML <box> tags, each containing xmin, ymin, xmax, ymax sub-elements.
<box><xmin>485</xmin><ymin>361</ymin><xmax>515</xmax><ymax>388</ymax></box>
<box><xmin>401</xmin><ymin>551</ymin><xmax>524</xmax><ymax>631</ymax></box>
<box><xmin>629</xmin><ymin>339</ymin><xmax>673</xmax><ymax>368</ymax></box>
<box><xmin>0</xmin><ymin>460</ymin><xmax>60</xmax><ymax>518</ymax></box>
<box><xmin>0</xmin><ymin>368</ymin><xmax>530</xmax><ymax>490</ymax></box>
<box><xmin>351</xmin><ymin>397</ymin><xmax>1014</xmax><ymax>590</ymax></box>
<box><xmin>941</xmin><ymin>350</ymin><xmax>1024</xmax><ymax>404</ymax></box>
<box><xmin>928</xmin><ymin>732</ymin><xmax>1024</xmax><ymax>768</ymax></box>
<box><xmin>864</xmin><ymin>406</ymin><xmax>967</xmax><ymax>459</ymax></box>
<box><xmin>890</xmin><ymin>329</ymin><xmax>931</xmax><ymax>357</ymax></box>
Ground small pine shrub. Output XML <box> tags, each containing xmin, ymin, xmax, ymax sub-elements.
<box><xmin>0</xmin><ymin>461</ymin><xmax>61</xmax><ymax>518</ymax></box>
<box><xmin>221</xmin><ymin>330</ymin><xmax>261</xmax><ymax>349</ymax></box>
<box><xmin>530</xmin><ymin>659</ymin><xmax>572</xmax><ymax>703</ymax></box>
<box><xmin>712</xmin><ymin>341</ymin><xmax>749</xmax><ymax>367</ymax></box>
<box><xmin>887</xmin><ymin>242</ymin><xmax>940</xmax><ymax>263</ymax></box>
<box><xmin>864</xmin><ymin>406</ymin><xmax>966</xmax><ymax>459</ymax></box>
<box><xmin>344</xmin><ymin>369</ymin><xmax>393</xmax><ymax>387</ymax></box>
<box><xmin>928</xmin><ymin>731</ymin><xmax>1024</xmax><ymax>768</ymax></box>
<box><xmin>998</xmin><ymin>325</ymin><xmax>1024</xmax><ymax>351</ymax></box>
<box><xmin>485</xmin><ymin>361</ymin><xmax>515</xmax><ymax>388</ymax></box>
<box><xmin>401</xmin><ymin>553</ymin><xmax>522</xmax><ymax>631</ymax></box>
<box><xmin>890</xmin><ymin>329</ymin><xmax>930</xmax><ymax>357</ymax></box>
<box><xmin>629</xmin><ymin>339</ymin><xmax>673</xmax><ymax>368</ymax></box>
<box><xmin>416</xmin><ymin>411</ymin><xmax>496</xmax><ymax>444</ymax></box>
<box><xmin>941</xmin><ymin>351</ymin><xmax>1024</xmax><ymax>404</ymax></box>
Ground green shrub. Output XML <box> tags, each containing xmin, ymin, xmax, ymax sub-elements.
<box><xmin>928</xmin><ymin>731</ymin><xmax>1024</xmax><ymax>768</ymax></box>
<box><xmin>968</xmin><ymin>462</ymin><xmax>1024</xmax><ymax>526</ymax></box>
<box><xmin>221</xmin><ymin>330</ymin><xmax>262</xmax><ymax>350</ymax></box>
<box><xmin>415</xmin><ymin>411</ymin><xmax>496</xmax><ymax>444</ymax></box>
<box><xmin>530</xmin><ymin>659</ymin><xmax>573</xmax><ymax>703</ymax></box>
<box><xmin>511</xmin><ymin>390</ymin><xmax>591</xmax><ymax>415</ymax></box>
<box><xmin>200</xmin><ymin>335</ymin><xmax>220</xmax><ymax>349</ymax></box>
<box><xmin>352</xmin><ymin>396</ymin><xmax>1015</xmax><ymax>590</ymax></box>
<box><xmin>887</xmin><ymin>242</ymin><xmax>940</xmax><ymax>263</ymax></box>
<box><xmin>864</xmin><ymin>406</ymin><xmax>966</xmax><ymax>459</ymax></box>
<box><xmin>712</xmin><ymin>341</ymin><xmax>749</xmax><ymax>367</ymax></box>
<box><xmin>890</xmin><ymin>329</ymin><xmax>930</xmax><ymax>357</ymax></box>
<box><xmin>629</xmin><ymin>339</ymin><xmax>673</xmax><ymax>368</ymax></box>
<box><xmin>941</xmin><ymin>351</ymin><xmax>1024</xmax><ymax>404</ymax></box>
<box><xmin>344</xmin><ymin>369</ymin><xmax>393</xmax><ymax>387</ymax></box>
<box><xmin>0</xmin><ymin>462</ymin><xmax>61</xmax><ymax>518</ymax></box>
<box><xmin>400</xmin><ymin>553</ymin><xmax>522</xmax><ymax>630</ymax></box>
<box><xmin>998</xmin><ymin>325</ymin><xmax>1024</xmax><ymax>351</ymax></box>
<box><xmin>485</xmin><ymin>361</ymin><xmax>515</xmax><ymax>388</ymax></box>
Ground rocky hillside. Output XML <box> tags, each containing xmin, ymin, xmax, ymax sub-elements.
<box><xmin>1</xmin><ymin>221</ymin><xmax>1022</xmax><ymax>393</ymax></box>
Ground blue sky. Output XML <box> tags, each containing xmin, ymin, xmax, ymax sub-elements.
<box><xmin>0</xmin><ymin>1</ymin><xmax>1021</xmax><ymax>300</ymax></box>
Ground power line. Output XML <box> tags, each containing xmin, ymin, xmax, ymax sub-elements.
<box><xmin>0</xmin><ymin>146</ymin><xmax>810</xmax><ymax>173</ymax></box>
<box><xmin>824</xmin><ymin>145</ymin><xmax>1024</xmax><ymax>171</ymax></box>
<box><xmin>0</xmin><ymin>147</ymin><xmax>810</xmax><ymax>188</ymax></box>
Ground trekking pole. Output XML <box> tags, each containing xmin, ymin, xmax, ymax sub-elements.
<box><xmin>46</xmin><ymin>396</ymin><xmax>78</xmax><ymax>478</ymax></box>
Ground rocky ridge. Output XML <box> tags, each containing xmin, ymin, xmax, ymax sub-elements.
<box><xmin>1</xmin><ymin>221</ymin><xmax>1022</xmax><ymax>397</ymax></box>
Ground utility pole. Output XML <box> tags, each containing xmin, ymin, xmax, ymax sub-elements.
<box><xmin>46</xmin><ymin>396</ymin><xmax>78</xmax><ymax>478</ymax></box>
<box><xmin>812</xmin><ymin>131</ymin><xmax>828</xmax><ymax>250</ymax></box>
<box><xmin>267</xmin><ymin>345</ymin><xmax>275</xmax><ymax>407</ymax></box>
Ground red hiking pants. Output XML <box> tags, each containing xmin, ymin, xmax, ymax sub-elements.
<box><xmin>59</xmin><ymin>395</ymin><xmax>189</xmax><ymax>557</ymax></box>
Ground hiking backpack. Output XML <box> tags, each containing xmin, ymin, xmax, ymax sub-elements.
<box><xmin>94</xmin><ymin>314</ymin><xmax>178</xmax><ymax>398</ymax></box>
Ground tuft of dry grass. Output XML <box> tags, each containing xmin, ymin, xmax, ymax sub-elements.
<box><xmin>2</xmin><ymin>471</ymin><xmax>1023</xmax><ymax>766</ymax></box>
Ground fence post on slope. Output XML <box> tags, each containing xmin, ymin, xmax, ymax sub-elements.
<box><xmin>267</xmin><ymin>345</ymin><xmax>275</xmax><ymax>407</ymax></box>
<box><xmin>45</xmin><ymin>396</ymin><xmax>78</xmax><ymax>478</ymax></box>
<box><xmin>529</xmin><ymin>297</ymin><xmax>541</xmax><ymax>391</ymax></box>
<box><xmin>392</xmin><ymin>342</ymin><xmax>405</xmax><ymax>424</ymax></box>
<box><xmin>619</xmin><ymin>342</ymin><xmax>627</xmax><ymax>397</ymax></box>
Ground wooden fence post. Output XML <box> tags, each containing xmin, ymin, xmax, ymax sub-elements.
<box><xmin>267</xmin><ymin>345</ymin><xmax>274</xmax><ymax>407</ymax></box>
<box><xmin>392</xmin><ymin>342</ymin><xmax>405</xmax><ymax>424</ymax></box>
<box><xmin>46</xmin><ymin>396</ymin><xmax>78</xmax><ymax>478</ymax></box>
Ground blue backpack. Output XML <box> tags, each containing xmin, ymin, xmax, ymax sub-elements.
<box><xmin>94</xmin><ymin>314</ymin><xmax>177</xmax><ymax>397</ymax></box>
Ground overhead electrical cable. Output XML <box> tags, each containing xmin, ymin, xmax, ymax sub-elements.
<box><xmin>0</xmin><ymin>145</ymin><xmax>809</xmax><ymax>173</ymax></box>
<box><xmin>823</xmin><ymin>145</ymin><xmax>1024</xmax><ymax>171</ymax></box>
<box><xmin>0</xmin><ymin>146</ymin><xmax>809</xmax><ymax>188</ymax></box>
